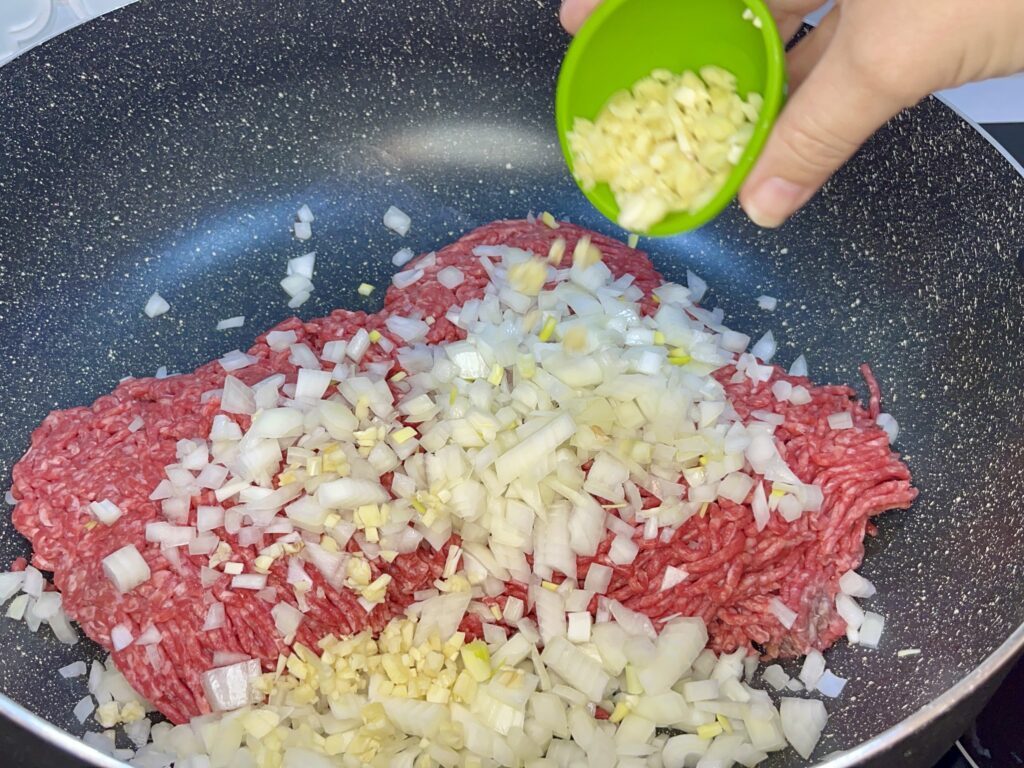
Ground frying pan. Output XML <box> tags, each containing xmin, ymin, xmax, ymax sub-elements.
<box><xmin>0</xmin><ymin>1</ymin><xmax>1022</xmax><ymax>766</ymax></box>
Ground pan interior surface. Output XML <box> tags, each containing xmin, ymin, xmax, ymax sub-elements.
<box><xmin>0</xmin><ymin>1</ymin><xmax>1023</xmax><ymax>765</ymax></box>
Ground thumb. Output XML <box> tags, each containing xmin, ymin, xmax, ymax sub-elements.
<box><xmin>739</xmin><ymin>37</ymin><xmax>914</xmax><ymax>228</ymax></box>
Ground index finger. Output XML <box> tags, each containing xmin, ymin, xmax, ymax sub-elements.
<box><xmin>560</xmin><ymin>0</ymin><xmax>602</xmax><ymax>35</ymax></box>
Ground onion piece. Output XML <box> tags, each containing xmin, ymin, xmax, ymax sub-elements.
<box><xmin>392</xmin><ymin>268</ymin><xmax>425</xmax><ymax>289</ymax></box>
<box><xmin>583</xmin><ymin>563</ymin><xmax>613</xmax><ymax>594</ymax></box>
<box><xmin>111</xmin><ymin>624</ymin><xmax>134</xmax><ymax>651</ymax></box>
<box><xmin>859</xmin><ymin>611</ymin><xmax>885</xmax><ymax>648</ymax></box>
<box><xmin>231</xmin><ymin>574</ymin><xmax>268</xmax><ymax>591</ymax></box>
<box><xmin>798</xmin><ymin>649</ymin><xmax>826</xmax><ymax>690</ymax></box>
<box><xmin>540</xmin><ymin>636</ymin><xmax>610</xmax><ymax>703</ymax></box>
<box><xmin>289</xmin><ymin>252</ymin><xmax>316</xmax><ymax>282</ymax></box>
<box><xmin>59</xmin><ymin>661</ymin><xmax>88</xmax><ymax>679</ymax></box>
<box><xmin>217</xmin><ymin>379</ymin><xmax>254</xmax><ymax>422</ymax></box>
<box><xmin>876</xmin><ymin>412</ymin><xmax>899</xmax><ymax>443</ymax></box>
<box><xmin>816</xmin><ymin>670</ymin><xmax>847</xmax><ymax>697</ymax></box>
<box><xmin>102</xmin><ymin>545</ymin><xmax>151</xmax><ymax>594</ymax></box>
<box><xmin>827</xmin><ymin>411</ymin><xmax>854</xmax><ymax>430</ymax></box>
<box><xmin>218</xmin><ymin>350</ymin><xmax>258</xmax><ymax>372</ymax></box>
<box><xmin>769</xmin><ymin>597</ymin><xmax>797</xmax><ymax>629</ymax></box>
<box><xmin>437</xmin><ymin>266</ymin><xmax>466</xmax><ymax>289</ymax></box>
<box><xmin>383</xmin><ymin>206</ymin><xmax>411</xmax><ymax>236</ymax></box>
<box><xmin>392</xmin><ymin>247</ymin><xmax>415</xmax><ymax>267</ymax></box>
<box><xmin>686</xmin><ymin>270</ymin><xmax>707</xmax><ymax>303</ymax></box>
<box><xmin>201</xmin><ymin>659</ymin><xmax>262</xmax><ymax>712</ymax></box>
<box><xmin>143</xmin><ymin>292</ymin><xmax>170</xmax><ymax>318</ymax></box>
<box><xmin>272</xmin><ymin>602</ymin><xmax>303</xmax><ymax>639</ymax></box>
<box><xmin>73</xmin><ymin>696</ymin><xmax>95</xmax><ymax>724</ymax></box>
<box><xmin>216</xmin><ymin>316</ymin><xmax>245</xmax><ymax>331</ymax></box>
<box><xmin>410</xmin><ymin>591</ymin><xmax>471</xmax><ymax>646</ymax></box>
<box><xmin>779</xmin><ymin>697</ymin><xmax>828</xmax><ymax>760</ymax></box>
<box><xmin>203</xmin><ymin>602</ymin><xmax>225</xmax><ymax>631</ymax></box>
<box><xmin>295</xmin><ymin>204</ymin><xmax>314</xmax><ymax>224</ymax></box>
<box><xmin>838</xmin><ymin>569</ymin><xmax>877</xmax><ymax>598</ymax></box>
<box><xmin>788</xmin><ymin>354</ymin><xmax>808</xmax><ymax>377</ymax></box>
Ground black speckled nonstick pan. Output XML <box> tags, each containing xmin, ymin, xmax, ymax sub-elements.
<box><xmin>0</xmin><ymin>1</ymin><xmax>1022</xmax><ymax>766</ymax></box>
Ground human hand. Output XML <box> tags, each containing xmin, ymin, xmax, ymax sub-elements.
<box><xmin>559</xmin><ymin>0</ymin><xmax>1024</xmax><ymax>228</ymax></box>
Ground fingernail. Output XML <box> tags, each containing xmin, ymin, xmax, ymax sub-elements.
<box><xmin>743</xmin><ymin>177</ymin><xmax>810</xmax><ymax>228</ymax></box>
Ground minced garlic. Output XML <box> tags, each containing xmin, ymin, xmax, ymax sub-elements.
<box><xmin>568</xmin><ymin>65</ymin><xmax>762</xmax><ymax>232</ymax></box>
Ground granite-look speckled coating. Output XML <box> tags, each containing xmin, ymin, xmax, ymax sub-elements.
<box><xmin>0</xmin><ymin>1</ymin><xmax>1022</xmax><ymax>766</ymax></box>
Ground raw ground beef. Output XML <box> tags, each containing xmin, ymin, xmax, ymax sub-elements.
<box><xmin>9</xmin><ymin>219</ymin><xmax>916</xmax><ymax>724</ymax></box>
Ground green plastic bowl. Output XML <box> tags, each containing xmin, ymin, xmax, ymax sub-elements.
<box><xmin>555</xmin><ymin>0</ymin><xmax>786</xmax><ymax>237</ymax></box>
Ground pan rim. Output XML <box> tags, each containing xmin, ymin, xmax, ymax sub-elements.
<box><xmin>0</xmin><ymin>4</ymin><xmax>1022</xmax><ymax>767</ymax></box>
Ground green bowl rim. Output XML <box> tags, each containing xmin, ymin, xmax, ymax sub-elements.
<box><xmin>555</xmin><ymin>0</ymin><xmax>787</xmax><ymax>237</ymax></box>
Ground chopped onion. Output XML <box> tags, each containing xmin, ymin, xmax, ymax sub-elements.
<box><xmin>111</xmin><ymin>624</ymin><xmax>134</xmax><ymax>651</ymax></box>
<box><xmin>218</xmin><ymin>350</ymin><xmax>258</xmax><ymax>372</ymax></box>
<box><xmin>789</xmin><ymin>385</ymin><xmax>812</xmax><ymax>405</ymax></box>
<box><xmin>540</xmin><ymin>636</ymin><xmax>610</xmax><ymax>702</ymax></box>
<box><xmin>779</xmin><ymin>697</ymin><xmax>827</xmax><ymax>760</ymax></box>
<box><xmin>295</xmin><ymin>368</ymin><xmax>332</xmax><ymax>400</ymax></box>
<box><xmin>136</xmin><ymin>626</ymin><xmax>162</xmax><ymax>645</ymax></box>
<box><xmin>145</xmin><ymin>522</ymin><xmax>194</xmax><ymax>548</ymax></box>
<box><xmin>346</xmin><ymin>329</ymin><xmax>371</xmax><ymax>362</ymax></box>
<box><xmin>608</xmin><ymin>536</ymin><xmax>639</xmax><ymax>565</ymax></box>
<box><xmin>0</xmin><ymin>573</ymin><xmax>24</xmax><ymax>606</ymax></box>
<box><xmin>720</xmin><ymin>330</ymin><xmax>750</xmax><ymax>353</ymax></box>
<box><xmin>392</xmin><ymin>268</ymin><xmax>425</xmax><ymax>289</ymax></box>
<box><xmin>827</xmin><ymin>411</ymin><xmax>854</xmax><ymax>430</ymax></box>
<box><xmin>836</xmin><ymin>593</ymin><xmax>865</xmax><ymax>630</ymax></box>
<box><xmin>876</xmin><ymin>412</ymin><xmax>899</xmax><ymax>443</ymax></box>
<box><xmin>660</xmin><ymin>565</ymin><xmax>688</xmax><ymax>592</ymax></box>
<box><xmin>102</xmin><ymin>545</ymin><xmax>151</xmax><ymax>594</ymax></box>
<box><xmin>289</xmin><ymin>342</ymin><xmax>321</xmax><ymax>369</ymax></box>
<box><xmin>686</xmin><ymin>270</ymin><xmax>707</xmax><ymax>303</ymax></box>
<box><xmin>437</xmin><ymin>266</ymin><xmax>466</xmax><ymax>289</ymax></box>
<box><xmin>266</xmin><ymin>330</ymin><xmax>297</xmax><ymax>351</ymax></box>
<box><xmin>216</xmin><ymin>316</ymin><xmax>245</xmax><ymax>331</ymax></box>
<box><xmin>201</xmin><ymin>659</ymin><xmax>261</xmax><ymax>712</ymax></box>
<box><xmin>317</xmin><ymin>477</ymin><xmax>388</xmax><ymax>509</ymax></box>
<box><xmin>859</xmin><ymin>611</ymin><xmax>885</xmax><ymax>648</ymax></box>
<box><xmin>751</xmin><ymin>330</ymin><xmax>777</xmax><ymax>362</ymax></box>
<box><xmin>281</xmin><ymin>274</ymin><xmax>314</xmax><ymax>299</ymax></box>
<box><xmin>788</xmin><ymin>354</ymin><xmax>809</xmax><ymax>377</ymax></box>
<box><xmin>392</xmin><ymin>247</ymin><xmax>415</xmax><ymax>267</ymax></box>
<box><xmin>798</xmin><ymin>649</ymin><xmax>825</xmax><ymax>690</ymax></box>
<box><xmin>761</xmin><ymin>664</ymin><xmax>789</xmax><ymax>691</ymax></box>
<box><xmin>769</xmin><ymin>597</ymin><xmax>797</xmax><ymax>629</ymax></box>
<box><xmin>272</xmin><ymin>602</ymin><xmax>303</xmax><ymax>639</ymax></box>
<box><xmin>383</xmin><ymin>205</ymin><xmax>411</xmax><ymax>236</ymax></box>
<box><xmin>816</xmin><ymin>670</ymin><xmax>847</xmax><ymax>697</ymax></box>
<box><xmin>293</xmin><ymin>221</ymin><xmax>312</xmax><ymax>240</ymax></box>
<box><xmin>73</xmin><ymin>696</ymin><xmax>95</xmax><ymax>724</ymax></box>
<box><xmin>386</xmin><ymin>315</ymin><xmax>430</xmax><ymax>343</ymax></box>
<box><xmin>839</xmin><ymin>569</ymin><xmax>877</xmax><ymax>598</ymax></box>
<box><xmin>231</xmin><ymin>574</ymin><xmax>268</xmax><ymax>591</ymax></box>
<box><xmin>583</xmin><ymin>563</ymin><xmax>613</xmax><ymax>594</ymax></box>
<box><xmin>59</xmin><ymin>661</ymin><xmax>88</xmax><ymax>679</ymax></box>
<box><xmin>757</xmin><ymin>295</ymin><xmax>777</xmax><ymax>311</ymax></box>
<box><xmin>143</xmin><ymin>292</ymin><xmax>170</xmax><ymax>318</ymax></box>
<box><xmin>203</xmin><ymin>602</ymin><xmax>226</xmax><ymax>631</ymax></box>
<box><xmin>296</xmin><ymin>204</ymin><xmax>314</xmax><ymax>224</ymax></box>
<box><xmin>411</xmin><ymin>591</ymin><xmax>471</xmax><ymax>646</ymax></box>
<box><xmin>88</xmin><ymin>499</ymin><xmax>123</xmax><ymax>525</ymax></box>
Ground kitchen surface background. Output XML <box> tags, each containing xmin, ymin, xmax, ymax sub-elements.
<box><xmin>3</xmin><ymin>0</ymin><xmax>1024</xmax><ymax>125</ymax></box>
<box><xmin>1</xmin><ymin>2</ymin><xmax>1022</xmax><ymax>768</ymax></box>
